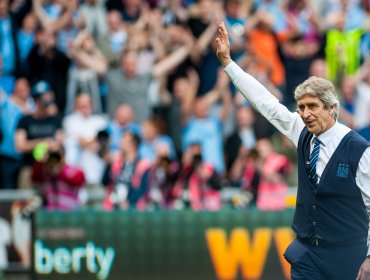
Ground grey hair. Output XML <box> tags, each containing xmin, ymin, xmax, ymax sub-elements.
<box><xmin>294</xmin><ymin>76</ymin><xmax>340</xmax><ymax>119</ymax></box>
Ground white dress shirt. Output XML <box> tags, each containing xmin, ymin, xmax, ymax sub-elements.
<box><xmin>63</xmin><ymin>112</ymin><xmax>108</xmax><ymax>184</ymax></box>
<box><xmin>225</xmin><ymin>61</ymin><xmax>370</xmax><ymax>253</ymax></box>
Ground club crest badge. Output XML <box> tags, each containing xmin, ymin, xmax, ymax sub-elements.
<box><xmin>336</xmin><ymin>163</ymin><xmax>349</xmax><ymax>178</ymax></box>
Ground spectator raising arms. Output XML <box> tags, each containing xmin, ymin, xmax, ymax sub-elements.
<box><xmin>66</xmin><ymin>31</ymin><xmax>108</xmax><ymax>114</ymax></box>
<box><xmin>105</xmin><ymin>28</ymin><xmax>193</xmax><ymax>122</ymax></box>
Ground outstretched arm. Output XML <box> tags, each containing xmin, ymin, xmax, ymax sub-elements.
<box><xmin>215</xmin><ymin>22</ymin><xmax>304</xmax><ymax>146</ymax></box>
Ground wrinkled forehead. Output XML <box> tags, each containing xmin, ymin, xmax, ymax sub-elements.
<box><xmin>296</xmin><ymin>94</ymin><xmax>323</xmax><ymax>105</ymax></box>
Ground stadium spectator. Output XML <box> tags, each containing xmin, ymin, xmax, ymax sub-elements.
<box><xmin>182</xmin><ymin>69</ymin><xmax>232</xmax><ymax>174</ymax></box>
<box><xmin>224</xmin><ymin>105</ymin><xmax>257</xmax><ymax>174</ymax></box>
<box><xmin>106</xmin><ymin>103</ymin><xmax>140</xmax><ymax>160</ymax></box>
<box><xmin>308</xmin><ymin>57</ymin><xmax>327</xmax><ymax>78</ymax></box>
<box><xmin>188</xmin><ymin>0</ymin><xmax>224</xmax><ymax>95</ymax></box>
<box><xmin>255</xmin><ymin>138</ymin><xmax>291</xmax><ymax>210</ymax></box>
<box><xmin>279</xmin><ymin>0</ymin><xmax>322</xmax><ymax>109</ymax></box>
<box><xmin>165</xmin><ymin>68</ymin><xmax>199</xmax><ymax>157</ymax></box>
<box><xmin>223</xmin><ymin>0</ymin><xmax>246</xmax><ymax>61</ymax></box>
<box><xmin>63</xmin><ymin>93</ymin><xmax>108</xmax><ymax>185</ymax></box>
<box><xmin>237</xmin><ymin>54</ymin><xmax>283</xmax><ymax>139</ymax></box>
<box><xmin>325</xmin><ymin>0</ymin><xmax>367</xmax><ymax>31</ymax></box>
<box><xmin>252</xmin><ymin>0</ymin><xmax>287</xmax><ymax>35</ymax></box>
<box><xmin>96</xmin><ymin>10</ymin><xmax>127</xmax><ymax>68</ymax></box>
<box><xmin>338</xmin><ymin>58</ymin><xmax>370</xmax><ymax>128</ymax></box>
<box><xmin>139</xmin><ymin>116</ymin><xmax>176</xmax><ymax>162</ymax></box>
<box><xmin>17</xmin><ymin>12</ymin><xmax>37</xmax><ymax>75</ymax></box>
<box><xmin>325</xmin><ymin>0</ymin><xmax>368</xmax><ymax>82</ymax></box>
<box><xmin>0</xmin><ymin>78</ymin><xmax>33</xmax><ymax>189</ymax></box>
<box><xmin>145</xmin><ymin>143</ymin><xmax>180</xmax><ymax>209</ymax></box>
<box><xmin>160</xmin><ymin>22</ymin><xmax>195</xmax><ymax>98</ymax></box>
<box><xmin>31</xmin><ymin>147</ymin><xmax>86</xmax><ymax>211</ymax></box>
<box><xmin>339</xmin><ymin>75</ymin><xmax>357</xmax><ymax>127</ymax></box>
<box><xmin>27</xmin><ymin>28</ymin><xmax>70</xmax><ymax>113</ymax></box>
<box><xmin>66</xmin><ymin>31</ymin><xmax>108</xmax><ymax>114</ymax></box>
<box><xmin>15</xmin><ymin>80</ymin><xmax>63</xmax><ymax>189</ymax></box>
<box><xmin>245</xmin><ymin>8</ymin><xmax>286</xmax><ymax>89</ymax></box>
<box><xmin>104</xmin><ymin>31</ymin><xmax>192</xmax><ymax>122</ymax></box>
<box><xmin>172</xmin><ymin>142</ymin><xmax>221</xmax><ymax>211</ymax></box>
<box><xmin>104</xmin><ymin>131</ymin><xmax>152</xmax><ymax>210</ymax></box>
<box><xmin>228</xmin><ymin>146</ymin><xmax>260</xmax><ymax>207</ymax></box>
<box><xmin>352</xmin><ymin>59</ymin><xmax>370</xmax><ymax>129</ymax></box>
<box><xmin>125</xmin><ymin>8</ymin><xmax>167</xmax><ymax>74</ymax></box>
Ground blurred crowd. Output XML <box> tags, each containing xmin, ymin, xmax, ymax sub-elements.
<box><xmin>1</xmin><ymin>0</ymin><xmax>370</xmax><ymax>212</ymax></box>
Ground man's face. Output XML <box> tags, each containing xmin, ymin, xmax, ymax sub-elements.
<box><xmin>121</xmin><ymin>52</ymin><xmax>138</xmax><ymax>78</ymax></box>
<box><xmin>108</xmin><ymin>11</ymin><xmax>121</xmax><ymax>32</ymax></box>
<box><xmin>297</xmin><ymin>95</ymin><xmax>335</xmax><ymax>136</ymax></box>
<box><xmin>14</xmin><ymin>78</ymin><xmax>30</xmax><ymax>100</ymax></box>
<box><xmin>39</xmin><ymin>92</ymin><xmax>56</xmax><ymax>110</ymax></box>
<box><xmin>75</xmin><ymin>95</ymin><xmax>92</xmax><ymax>117</ymax></box>
<box><xmin>115</xmin><ymin>105</ymin><xmax>133</xmax><ymax>126</ymax></box>
<box><xmin>194</xmin><ymin>98</ymin><xmax>209</xmax><ymax>119</ymax></box>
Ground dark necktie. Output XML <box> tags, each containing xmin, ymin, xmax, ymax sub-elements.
<box><xmin>309</xmin><ymin>137</ymin><xmax>321</xmax><ymax>187</ymax></box>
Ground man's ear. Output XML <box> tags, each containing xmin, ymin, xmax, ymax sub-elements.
<box><xmin>328</xmin><ymin>105</ymin><xmax>335</xmax><ymax>116</ymax></box>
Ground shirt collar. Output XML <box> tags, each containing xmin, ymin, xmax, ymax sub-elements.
<box><xmin>313</xmin><ymin>122</ymin><xmax>341</xmax><ymax>147</ymax></box>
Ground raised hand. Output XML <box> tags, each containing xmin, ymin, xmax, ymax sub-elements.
<box><xmin>215</xmin><ymin>22</ymin><xmax>232</xmax><ymax>67</ymax></box>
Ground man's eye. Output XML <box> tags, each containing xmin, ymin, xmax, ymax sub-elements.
<box><xmin>308</xmin><ymin>104</ymin><xmax>318</xmax><ymax>109</ymax></box>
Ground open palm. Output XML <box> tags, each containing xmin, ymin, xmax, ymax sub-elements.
<box><xmin>215</xmin><ymin>22</ymin><xmax>232</xmax><ymax>67</ymax></box>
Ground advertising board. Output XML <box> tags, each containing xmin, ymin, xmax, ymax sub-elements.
<box><xmin>34</xmin><ymin>209</ymin><xmax>295</xmax><ymax>280</ymax></box>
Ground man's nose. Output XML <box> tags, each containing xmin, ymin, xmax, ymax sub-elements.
<box><xmin>301</xmin><ymin>108</ymin><xmax>311</xmax><ymax>118</ymax></box>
